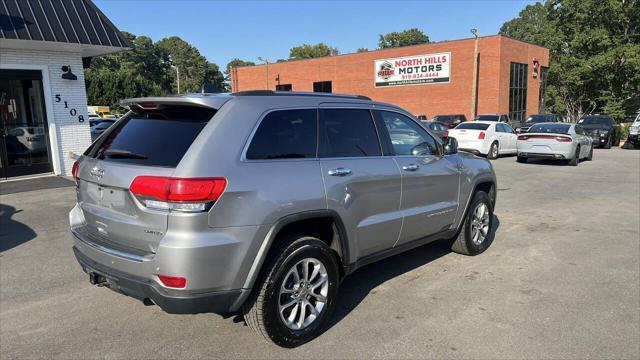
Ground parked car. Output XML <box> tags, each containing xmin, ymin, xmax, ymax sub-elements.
<box><xmin>626</xmin><ymin>113</ymin><xmax>640</xmax><ymax>149</ymax></box>
<box><xmin>88</xmin><ymin>114</ymin><xmax>102</xmax><ymax>127</ymax></box>
<box><xmin>516</xmin><ymin>123</ymin><xmax>593</xmax><ymax>165</ymax></box>
<box><xmin>6</xmin><ymin>126</ymin><xmax>47</xmax><ymax>153</ymax></box>
<box><xmin>69</xmin><ymin>91</ymin><xmax>497</xmax><ymax>347</ymax></box>
<box><xmin>422</xmin><ymin>120</ymin><xmax>449</xmax><ymax>140</ymax></box>
<box><xmin>432</xmin><ymin>114</ymin><xmax>467</xmax><ymax>129</ymax></box>
<box><xmin>90</xmin><ymin>119</ymin><xmax>116</xmax><ymax>141</ymax></box>
<box><xmin>517</xmin><ymin>114</ymin><xmax>563</xmax><ymax>133</ymax></box>
<box><xmin>448</xmin><ymin>121</ymin><xmax>517</xmax><ymax>159</ymax></box>
<box><xmin>474</xmin><ymin>113</ymin><xmax>510</xmax><ymax>123</ymax></box>
<box><xmin>577</xmin><ymin>115</ymin><xmax>621</xmax><ymax>149</ymax></box>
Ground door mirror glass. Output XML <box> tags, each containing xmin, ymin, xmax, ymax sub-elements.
<box><xmin>444</xmin><ymin>137</ymin><xmax>458</xmax><ymax>155</ymax></box>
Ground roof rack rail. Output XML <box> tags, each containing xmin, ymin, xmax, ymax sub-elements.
<box><xmin>231</xmin><ymin>90</ymin><xmax>371</xmax><ymax>101</ymax></box>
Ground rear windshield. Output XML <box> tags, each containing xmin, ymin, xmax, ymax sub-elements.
<box><xmin>474</xmin><ymin>115</ymin><xmax>500</xmax><ymax>121</ymax></box>
<box><xmin>456</xmin><ymin>123</ymin><xmax>490</xmax><ymax>130</ymax></box>
<box><xmin>529</xmin><ymin>123</ymin><xmax>571</xmax><ymax>134</ymax></box>
<box><xmin>526</xmin><ymin>115</ymin><xmax>550</xmax><ymax>123</ymax></box>
<box><xmin>86</xmin><ymin>105</ymin><xmax>216</xmax><ymax>167</ymax></box>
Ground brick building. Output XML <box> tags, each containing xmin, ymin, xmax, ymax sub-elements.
<box><xmin>232</xmin><ymin>35</ymin><xmax>549</xmax><ymax>124</ymax></box>
<box><xmin>0</xmin><ymin>0</ymin><xmax>129</xmax><ymax>179</ymax></box>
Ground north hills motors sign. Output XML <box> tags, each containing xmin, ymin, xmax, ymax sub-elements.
<box><xmin>374</xmin><ymin>52</ymin><xmax>451</xmax><ymax>87</ymax></box>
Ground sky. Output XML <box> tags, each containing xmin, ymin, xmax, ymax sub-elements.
<box><xmin>94</xmin><ymin>0</ymin><xmax>537</xmax><ymax>68</ymax></box>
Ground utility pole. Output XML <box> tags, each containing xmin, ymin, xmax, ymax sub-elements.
<box><xmin>258</xmin><ymin>57</ymin><xmax>269</xmax><ymax>90</ymax></box>
<box><xmin>470</xmin><ymin>28</ymin><xmax>479</xmax><ymax>120</ymax></box>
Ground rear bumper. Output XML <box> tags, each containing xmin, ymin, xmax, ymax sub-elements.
<box><xmin>517</xmin><ymin>152</ymin><xmax>567</xmax><ymax>159</ymax></box>
<box><xmin>73</xmin><ymin>246</ymin><xmax>243</xmax><ymax>314</ymax></box>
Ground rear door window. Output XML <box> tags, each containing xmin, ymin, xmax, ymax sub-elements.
<box><xmin>319</xmin><ymin>109</ymin><xmax>381</xmax><ymax>157</ymax></box>
<box><xmin>246</xmin><ymin>109</ymin><xmax>317</xmax><ymax>159</ymax></box>
<box><xmin>87</xmin><ymin>105</ymin><xmax>216</xmax><ymax>167</ymax></box>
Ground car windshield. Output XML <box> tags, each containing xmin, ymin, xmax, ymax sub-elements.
<box><xmin>474</xmin><ymin>115</ymin><xmax>500</xmax><ymax>121</ymax></box>
<box><xmin>578</xmin><ymin>116</ymin><xmax>612</xmax><ymax>127</ymax></box>
<box><xmin>529</xmin><ymin>123</ymin><xmax>571</xmax><ymax>134</ymax></box>
<box><xmin>434</xmin><ymin>116</ymin><xmax>453</xmax><ymax>123</ymax></box>
<box><xmin>456</xmin><ymin>123</ymin><xmax>490</xmax><ymax>130</ymax></box>
<box><xmin>525</xmin><ymin>115</ymin><xmax>549</xmax><ymax>123</ymax></box>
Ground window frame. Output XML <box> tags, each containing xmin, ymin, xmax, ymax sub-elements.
<box><xmin>241</xmin><ymin>107</ymin><xmax>320</xmax><ymax>162</ymax></box>
<box><xmin>374</xmin><ymin>109</ymin><xmax>443</xmax><ymax>158</ymax></box>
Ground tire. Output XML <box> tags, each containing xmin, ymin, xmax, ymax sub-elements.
<box><xmin>586</xmin><ymin>145</ymin><xmax>593</xmax><ymax>161</ymax></box>
<box><xmin>604</xmin><ymin>137</ymin><xmax>611</xmax><ymax>149</ymax></box>
<box><xmin>569</xmin><ymin>145</ymin><xmax>580</xmax><ymax>166</ymax></box>
<box><xmin>487</xmin><ymin>142</ymin><xmax>499</xmax><ymax>160</ymax></box>
<box><xmin>516</xmin><ymin>155</ymin><xmax>527</xmax><ymax>163</ymax></box>
<box><xmin>242</xmin><ymin>236</ymin><xmax>340</xmax><ymax>348</ymax></box>
<box><xmin>451</xmin><ymin>191</ymin><xmax>494</xmax><ymax>256</ymax></box>
<box><xmin>614</xmin><ymin>134</ymin><xmax>620</xmax><ymax>146</ymax></box>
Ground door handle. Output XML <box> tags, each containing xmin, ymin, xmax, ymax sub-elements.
<box><xmin>402</xmin><ymin>164</ymin><xmax>419</xmax><ymax>171</ymax></box>
<box><xmin>328</xmin><ymin>167</ymin><xmax>352</xmax><ymax>176</ymax></box>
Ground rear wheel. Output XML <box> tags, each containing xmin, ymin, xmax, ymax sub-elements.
<box><xmin>516</xmin><ymin>155</ymin><xmax>527</xmax><ymax>163</ymax></box>
<box><xmin>451</xmin><ymin>191</ymin><xmax>494</xmax><ymax>256</ymax></box>
<box><xmin>586</xmin><ymin>145</ymin><xmax>593</xmax><ymax>161</ymax></box>
<box><xmin>243</xmin><ymin>236</ymin><xmax>339</xmax><ymax>348</ymax></box>
<box><xmin>604</xmin><ymin>137</ymin><xmax>611</xmax><ymax>149</ymax></box>
<box><xmin>569</xmin><ymin>146</ymin><xmax>580</xmax><ymax>166</ymax></box>
<box><xmin>487</xmin><ymin>142</ymin><xmax>499</xmax><ymax>160</ymax></box>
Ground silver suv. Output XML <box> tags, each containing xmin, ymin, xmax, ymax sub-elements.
<box><xmin>70</xmin><ymin>91</ymin><xmax>497</xmax><ymax>347</ymax></box>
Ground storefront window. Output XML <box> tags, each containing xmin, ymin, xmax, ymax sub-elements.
<box><xmin>509</xmin><ymin>62</ymin><xmax>528</xmax><ymax>123</ymax></box>
<box><xmin>0</xmin><ymin>70</ymin><xmax>52</xmax><ymax>178</ymax></box>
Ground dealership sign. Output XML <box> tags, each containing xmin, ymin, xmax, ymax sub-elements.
<box><xmin>374</xmin><ymin>52</ymin><xmax>451</xmax><ymax>87</ymax></box>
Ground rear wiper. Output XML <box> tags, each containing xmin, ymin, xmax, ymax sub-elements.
<box><xmin>103</xmin><ymin>149</ymin><xmax>148</xmax><ymax>159</ymax></box>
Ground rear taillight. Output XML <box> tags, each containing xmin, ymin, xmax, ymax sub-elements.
<box><xmin>157</xmin><ymin>274</ymin><xmax>186</xmax><ymax>288</ymax></box>
<box><xmin>518</xmin><ymin>135</ymin><xmax>529</xmax><ymax>140</ymax></box>
<box><xmin>72</xmin><ymin>161</ymin><xmax>80</xmax><ymax>182</ymax></box>
<box><xmin>130</xmin><ymin>176</ymin><xmax>226</xmax><ymax>212</ymax></box>
<box><xmin>478</xmin><ymin>132</ymin><xmax>486</xmax><ymax>140</ymax></box>
<box><xmin>555</xmin><ymin>136</ymin><xmax>572</xmax><ymax>142</ymax></box>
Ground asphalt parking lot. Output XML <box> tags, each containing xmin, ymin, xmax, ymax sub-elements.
<box><xmin>1</xmin><ymin>148</ymin><xmax>639</xmax><ymax>359</ymax></box>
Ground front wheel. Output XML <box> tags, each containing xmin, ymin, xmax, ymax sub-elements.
<box><xmin>487</xmin><ymin>142</ymin><xmax>499</xmax><ymax>160</ymax></box>
<box><xmin>243</xmin><ymin>236</ymin><xmax>339</xmax><ymax>348</ymax></box>
<box><xmin>604</xmin><ymin>137</ymin><xmax>612</xmax><ymax>149</ymax></box>
<box><xmin>451</xmin><ymin>191</ymin><xmax>494</xmax><ymax>256</ymax></box>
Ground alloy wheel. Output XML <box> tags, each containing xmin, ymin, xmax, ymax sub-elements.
<box><xmin>278</xmin><ymin>258</ymin><xmax>329</xmax><ymax>330</ymax></box>
<box><xmin>470</xmin><ymin>203</ymin><xmax>490</xmax><ymax>245</ymax></box>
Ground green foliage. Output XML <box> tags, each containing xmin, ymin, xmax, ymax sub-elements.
<box><xmin>85</xmin><ymin>32</ymin><xmax>226</xmax><ymax>109</ymax></box>
<box><xmin>378</xmin><ymin>28</ymin><xmax>429</xmax><ymax>49</ymax></box>
<box><xmin>224</xmin><ymin>58</ymin><xmax>256</xmax><ymax>83</ymax></box>
<box><xmin>289</xmin><ymin>43</ymin><xmax>339</xmax><ymax>60</ymax></box>
<box><xmin>500</xmin><ymin>0</ymin><xmax>640</xmax><ymax>122</ymax></box>
<box><xmin>356</xmin><ymin>47</ymin><xmax>369</xmax><ymax>53</ymax></box>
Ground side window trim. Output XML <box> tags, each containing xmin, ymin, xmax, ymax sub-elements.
<box><xmin>241</xmin><ymin>107</ymin><xmax>319</xmax><ymax>162</ymax></box>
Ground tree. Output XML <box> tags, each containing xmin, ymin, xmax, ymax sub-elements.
<box><xmin>224</xmin><ymin>58</ymin><xmax>256</xmax><ymax>84</ymax></box>
<box><xmin>356</xmin><ymin>47</ymin><xmax>369</xmax><ymax>53</ymax></box>
<box><xmin>289</xmin><ymin>43</ymin><xmax>339</xmax><ymax>60</ymax></box>
<box><xmin>378</xmin><ymin>28</ymin><xmax>429</xmax><ymax>49</ymax></box>
<box><xmin>500</xmin><ymin>0</ymin><xmax>640</xmax><ymax>121</ymax></box>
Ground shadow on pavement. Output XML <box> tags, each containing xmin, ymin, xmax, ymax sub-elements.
<box><xmin>325</xmin><ymin>215</ymin><xmax>501</xmax><ymax>332</ymax></box>
<box><xmin>0</xmin><ymin>203</ymin><xmax>37</xmax><ymax>252</ymax></box>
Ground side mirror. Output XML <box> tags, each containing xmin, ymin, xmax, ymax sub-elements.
<box><xmin>444</xmin><ymin>137</ymin><xmax>458</xmax><ymax>155</ymax></box>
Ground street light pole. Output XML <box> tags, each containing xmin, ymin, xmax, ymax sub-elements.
<box><xmin>470</xmin><ymin>28</ymin><xmax>479</xmax><ymax>120</ymax></box>
<box><xmin>258</xmin><ymin>57</ymin><xmax>269</xmax><ymax>90</ymax></box>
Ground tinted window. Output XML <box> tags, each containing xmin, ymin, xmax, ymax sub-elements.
<box><xmin>434</xmin><ymin>115</ymin><xmax>453</xmax><ymax>123</ymax></box>
<box><xmin>575</xmin><ymin>125</ymin><xmax>584</xmax><ymax>135</ymax></box>
<box><xmin>246</xmin><ymin>109</ymin><xmax>317</xmax><ymax>159</ymax></box>
<box><xmin>319</xmin><ymin>109</ymin><xmax>381</xmax><ymax>157</ymax></box>
<box><xmin>313</xmin><ymin>81</ymin><xmax>332</xmax><ymax>93</ymax></box>
<box><xmin>379</xmin><ymin>111</ymin><xmax>439</xmax><ymax>156</ymax></box>
<box><xmin>456</xmin><ymin>123</ymin><xmax>490</xmax><ymax>130</ymax></box>
<box><xmin>529</xmin><ymin>123</ymin><xmax>571</xmax><ymax>134</ymax></box>
<box><xmin>88</xmin><ymin>105</ymin><xmax>215</xmax><ymax>167</ymax></box>
<box><xmin>475</xmin><ymin>115</ymin><xmax>500</xmax><ymax>121</ymax></box>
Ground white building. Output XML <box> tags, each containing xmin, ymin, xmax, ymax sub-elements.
<box><xmin>0</xmin><ymin>0</ymin><xmax>130</xmax><ymax>179</ymax></box>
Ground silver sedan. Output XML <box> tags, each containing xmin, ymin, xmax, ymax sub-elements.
<box><xmin>516</xmin><ymin>122</ymin><xmax>594</xmax><ymax>166</ymax></box>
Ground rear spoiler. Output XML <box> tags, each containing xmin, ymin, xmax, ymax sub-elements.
<box><xmin>120</xmin><ymin>94</ymin><xmax>232</xmax><ymax>110</ymax></box>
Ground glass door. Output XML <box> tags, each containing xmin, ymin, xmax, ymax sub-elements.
<box><xmin>0</xmin><ymin>70</ymin><xmax>53</xmax><ymax>179</ymax></box>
